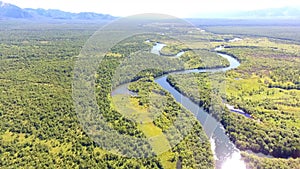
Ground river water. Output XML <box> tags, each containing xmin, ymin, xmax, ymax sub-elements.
<box><xmin>150</xmin><ymin>42</ymin><xmax>185</xmax><ymax>58</ymax></box>
<box><xmin>151</xmin><ymin>43</ymin><xmax>246</xmax><ymax>169</ymax></box>
<box><xmin>112</xmin><ymin>43</ymin><xmax>248</xmax><ymax>168</ymax></box>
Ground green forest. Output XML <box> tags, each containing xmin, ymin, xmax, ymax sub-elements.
<box><xmin>0</xmin><ymin>22</ymin><xmax>165</xmax><ymax>168</ymax></box>
<box><xmin>167</xmin><ymin>37</ymin><xmax>300</xmax><ymax>168</ymax></box>
<box><xmin>0</xmin><ymin>19</ymin><xmax>299</xmax><ymax>169</ymax></box>
<box><xmin>0</xmin><ymin>21</ymin><xmax>217</xmax><ymax>168</ymax></box>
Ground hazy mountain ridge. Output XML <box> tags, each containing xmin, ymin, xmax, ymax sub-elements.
<box><xmin>195</xmin><ymin>7</ymin><xmax>300</xmax><ymax>19</ymax></box>
<box><xmin>0</xmin><ymin>1</ymin><xmax>32</xmax><ymax>18</ymax></box>
<box><xmin>0</xmin><ymin>1</ymin><xmax>115</xmax><ymax>20</ymax></box>
<box><xmin>1</xmin><ymin>1</ymin><xmax>300</xmax><ymax>20</ymax></box>
<box><xmin>235</xmin><ymin>7</ymin><xmax>300</xmax><ymax>18</ymax></box>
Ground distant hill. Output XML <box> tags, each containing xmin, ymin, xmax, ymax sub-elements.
<box><xmin>0</xmin><ymin>1</ymin><xmax>115</xmax><ymax>20</ymax></box>
<box><xmin>0</xmin><ymin>1</ymin><xmax>32</xmax><ymax>18</ymax></box>
<box><xmin>24</xmin><ymin>8</ymin><xmax>115</xmax><ymax>20</ymax></box>
<box><xmin>235</xmin><ymin>7</ymin><xmax>300</xmax><ymax>18</ymax></box>
<box><xmin>197</xmin><ymin>7</ymin><xmax>300</xmax><ymax>19</ymax></box>
<box><xmin>1</xmin><ymin>1</ymin><xmax>300</xmax><ymax>20</ymax></box>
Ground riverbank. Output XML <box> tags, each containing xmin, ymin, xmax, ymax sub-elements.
<box><xmin>165</xmin><ymin>38</ymin><xmax>300</xmax><ymax>163</ymax></box>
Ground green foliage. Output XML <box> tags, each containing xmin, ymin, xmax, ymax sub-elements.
<box><xmin>0</xmin><ymin>21</ymin><xmax>163</xmax><ymax>168</ymax></box>
<box><xmin>167</xmin><ymin>73</ymin><xmax>226</xmax><ymax>120</ymax></box>
<box><xmin>159</xmin><ymin>43</ymin><xmax>188</xmax><ymax>56</ymax></box>
<box><xmin>2</xmin><ymin>19</ymin><xmax>299</xmax><ymax>168</ymax></box>
<box><xmin>241</xmin><ymin>152</ymin><xmax>300</xmax><ymax>169</ymax></box>
<box><xmin>206</xmin><ymin>26</ymin><xmax>300</xmax><ymax>43</ymax></box>
<box><xmin>220</xmin><ymin>39</ymin><xmax>300</xmax><ymax>158</ymax></box>
<box><xmin>0</xmin><ymin>20</ymin><xmax>219</xmax><ymax>168</ymax></box>
<box><xmin>127</xmin><ymin>75</ymin><xmax>214</xmax><ymax>168</ymax></box>
<box><xmin>167</xmin><ymin>37</ymin><xmax>300</xmax><ymax>165</ymax></box>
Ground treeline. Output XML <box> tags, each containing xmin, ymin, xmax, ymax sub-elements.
<box><xmin>241</xmin><ymin>152</ymin><xmax>300</xmax><ymax>169</ymax></box>
<box><xmin>268</xmin><ymin>83</ymin><xmax>300</xmax><ymax>90</ymax></box>
<box><xmin>221</xmin><ymin>112</ymin><xmax>300</xmax><ymax>158</ymax></box>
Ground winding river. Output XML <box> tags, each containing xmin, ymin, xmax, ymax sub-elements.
<box><xmin>152</xmin><ymin>43</ymin><xmax>245</xmax><ymax>169</ymax></box>
<box><xmin>112</xmin><ymin>43</ymin><xmax>251</xmax><ymax>169</ymax></box>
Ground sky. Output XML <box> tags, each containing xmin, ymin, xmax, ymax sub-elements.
<box><xmin>2</xmin><ymin>0</ymin><xmax>300</xmax><ymax>18</ymax></box>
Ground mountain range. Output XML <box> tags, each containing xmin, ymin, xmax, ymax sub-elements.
<box><xmin>229</xmin><ymin>7</ymin><xmax>300</xmax><ymax>18</ymax></box>
<box><xmin>1</xmin><ymin>1</ymin><xmax>300</xmax><ymax>20</ymax></box>
<box><xmin>0</xmin><ymin>1</ymin><xmax>115</xmax><ymax>20</ymax></box>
